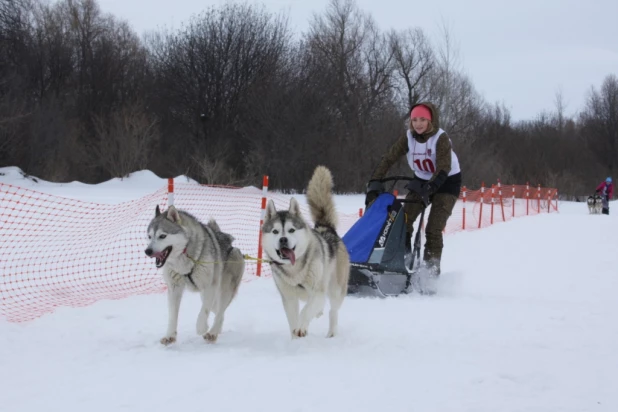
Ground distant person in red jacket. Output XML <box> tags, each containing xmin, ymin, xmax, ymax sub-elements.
<box><xmin>596</xmin><ymin>177</ymin><xmax>613</xmax><ymax>215</ymax></box>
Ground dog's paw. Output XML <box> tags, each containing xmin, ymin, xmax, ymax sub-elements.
<box><xmin>326</xmin><ymin>330</ymin><xmax>335</xmax><ymax>338</ymax></box>
<box><xmin>160</xmin><ymin>336</ymin><xmax>177</xmax><ymax>345</ymax></box>
<box><xmin>196</xmin><ymin>320</ymin><xmax>209</xmax><ymax>336</ymax></box>
<box><xmin>203</xmin><ymin>333</ymin><xmax>218</xmax><ymax>343</ymax></box>
<box><xmin>315</xmin><ymin>311</ymin><xmax>323</xmax><ymax>318</ymax></box>
<box><xmin>292</xmin><ymin>328</ymin><xmax>307</xmax><ymax>338</ymax></box>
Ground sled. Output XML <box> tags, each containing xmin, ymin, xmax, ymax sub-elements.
<box><xmin>342</xmin><ymin>176</ymin><xmax>429</xmax><ymax>298</ymax></box>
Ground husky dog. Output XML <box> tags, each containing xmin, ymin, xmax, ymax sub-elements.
<box><xmin>586</xmin><ymin>195</ymin><xmax>595</xmax><ymax>213</ymax></box>
<box><xmin>587</xmin><ymin>194</ymin><xmax>603</xmax><ymax>214</ymax></box>
<box><xmin>596</xmin><ymin>194</ymin><xmax>606</xmax><ymax>214</ymax></box>
<box><xmin>145</xmin><ymin>205</ymin><xmax>244</xmax><ymax>345</ymax></box>
<box><xmin>261</xmin><ymin>166</ymin><xmax>350</xmax><ymax>339</ymax></box>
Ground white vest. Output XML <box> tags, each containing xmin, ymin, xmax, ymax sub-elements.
<box><xmin>406</xmin><ymin>128</ymin><xmax>461</xmax><ymax>180</ymax></box>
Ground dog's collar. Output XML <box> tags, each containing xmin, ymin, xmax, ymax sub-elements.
<box><xmin>180</xmin><ymin>247</ymin><xmax>199</xmax><ymax>268</ymax></box>
<box><xmin>181</xmin><ymin>247</ymin><xmax>195</xmax><ymax>261</ymax></box>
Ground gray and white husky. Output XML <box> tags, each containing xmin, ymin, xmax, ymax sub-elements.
<box><xmin>145</xmin><ymin>205</ymin><xmax>244</xmax><ymax>345</ymax></box>
<box><xmin>261</xmin><ymin>166</ymin><xmax>350</xmax><ymax>339</ymax></box>
<box><xmin>587</xmin><ymin>194</ymin><xmax>603</xmax><ymax>214</ymax></box>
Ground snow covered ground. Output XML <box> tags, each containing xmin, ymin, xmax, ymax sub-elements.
<box><xmin>1</xmin><ymin>167</ymin><xmax>616</xmax><ymax>412</ymax></box>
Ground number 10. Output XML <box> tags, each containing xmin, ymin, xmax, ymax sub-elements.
<box><xmin>414</xmin><ymin>159</ymin><xmax>436</xmax><ymax>173</ymax></box>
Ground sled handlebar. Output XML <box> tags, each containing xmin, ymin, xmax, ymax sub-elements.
<box><xmin>375</xmin><ymin>176</ymin><xmax>429</xmax><ymax>207</ymax></box>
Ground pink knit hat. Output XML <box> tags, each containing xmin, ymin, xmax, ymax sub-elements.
<box><xmin>410</xmin><ymin>105</ymin><xmax>432</xmax><ymax>120</ymax></box>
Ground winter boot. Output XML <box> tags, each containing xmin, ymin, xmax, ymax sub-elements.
<box><xmin>412</xmin><ymin>258</ymin><xmax>440</xmax><ymax>295</ymax></box>
<box><xmin>602</xmin><ymin>208</ymin><xmax>609</xmax><ymax>215</ymax></box>
<box><xmin>423</xmin><ymin>258</ymin><xmax>441</xmax><ymax>277</ymax></box>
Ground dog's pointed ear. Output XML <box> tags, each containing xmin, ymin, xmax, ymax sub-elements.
<box><xmin>155</xmin><ymin>204</ymin><xmax>161</xmax><ymax>217</ymax></box>
<box><xmin>265</xmin><ymin>199</ymin><xmax>278</xmax><ymax>220</ymax></box>
<box><xmin>166</xmin><ymin>205</ymin><xmax>182</xmax><ymax>224</ymax></box>
<box><xmin>289</xmin><ymin>197</ymin><xmax>300</xmax><ymax>216</ymax></box>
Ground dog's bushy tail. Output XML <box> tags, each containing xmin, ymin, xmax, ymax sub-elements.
<box><xmin>306</xmin><ymin>165</ymin><xmax>338</xmax><ymax>229</ymax></box>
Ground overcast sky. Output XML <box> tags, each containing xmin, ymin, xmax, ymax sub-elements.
<box><xmin>97</xmin><ymin>0</ymin><xmax>618</xmax><ymax>121</ymax></box>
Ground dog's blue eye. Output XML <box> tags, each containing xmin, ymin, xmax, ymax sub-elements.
<box><xmin>159</xmin><ymin>234</ymin><xmax>167</xmax><ymax>239</ymax></box>
<box><xmin>273</xmin><ymin>229</ymin><xmax>279</xmax><ymax>235</ymax></box>
<box><xmin>289</xmin><ymin>228</ymin><xmax>295</xmax><ymax>233</ymax></box>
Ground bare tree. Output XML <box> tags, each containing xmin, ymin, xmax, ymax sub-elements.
<box><xmin>190</xmin><ymin>147</ymin><xmax>249</xmax><ymax>187</ymax></box>
<box><xmin>301</xmin><ymin>0</ymin><xmax>400</xmax><ymax>187</ymax></box>
<box><xmin>553</xmin><ymin>86</ymin><xmax>568</xmax><ymax>133</ymax></box>
<box><xmin>389</xmin><ymin>27</ymin><xmax>434</xmax><ymax>112</ymax></box>
<box><xmin>0</xmin><ymin>0</ymin><xmax>33</xmax><ymax>162</ymax></box>
<box><xmin>427</xmin><ymin>19</ymin><xmax>482</xmax><ymax>139</ymax></box>
<box><xmin>146</xmin><ymin>2</ymin><xmax>291</xmax><ymax>179</ymax></box>
<box><xmin>580</xmin><ymin>74</ymin><xmax>618</xmax><ymax>173</ymax></box>
<box><xmin>93</xmin><ymin>102</ymin><xmax>159</xmax><ymax>178</ymax></box>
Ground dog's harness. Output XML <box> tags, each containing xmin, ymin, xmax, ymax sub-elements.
<box><xmin>166</xmin><ymin>248</ymin><xmax>197</xmax><ymax>288</ymax></box>
<box><xmin>184</xmin><ymin>268</ymin><xmax>197</xmax><ymax>288</ymax></box>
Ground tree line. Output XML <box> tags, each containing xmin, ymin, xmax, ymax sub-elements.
<box><xmin>1</xmin><ymin>0</ymin><xmax>616</xmax><ymax>198</ymax></box>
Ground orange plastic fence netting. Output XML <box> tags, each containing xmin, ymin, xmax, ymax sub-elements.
<box><xmin>0</xmin><ymin>180</ymin><xmax>557</xmax><ymax>322</ymax></box>
<box><xmin>442</xmin><ymin>183</ymin><xmax>559</xmax><ymax>235</ymax></box>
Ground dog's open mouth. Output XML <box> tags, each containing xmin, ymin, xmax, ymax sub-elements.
<box><xmin>151</xmin><ymin>246</ymin><xmax>172</xmax><ymax>268</ymax></box>
<box><xmin>276</xmin><ymin>247</ymin><xmax>296</xmax><ymax>265</ymax></box>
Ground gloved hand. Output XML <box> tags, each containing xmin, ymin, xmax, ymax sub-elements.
<box><xmin>420</xmin><ymin>181</ymin><xmax>436</xmax><ymax>196</ymax></box>
<box><xmin>404</xmin><ymin>179</ymin><xmax>430</xmax><ymax>207</ymax></box>
<box><xmin>424</xmin><ymin>170</ymin><xmax>448</xmax><ymax>195</ymax></box>
<box><xmin>365</xmin><ymin>179</ymin><xmax>384</xmax><ymax>206</ymax></box>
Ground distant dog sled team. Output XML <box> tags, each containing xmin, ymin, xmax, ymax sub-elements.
<box><xmin>588</xmin><ymin>177</ymin><xmax>613</xmax><ymax>215</ymax></box>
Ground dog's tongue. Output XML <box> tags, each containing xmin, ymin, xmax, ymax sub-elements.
<box><xmin>151</xmin><ymin>251</ymin><xmax>165</xmax><ymax>260</ymax></box>
<box><xmin>280</xmin><ymin>247</ymin><xmax>296</xmax><ymax>265</ymax></box>
<box><xmin>150</xmin><ymin>251</ymin><xmax>166</xmax><ymax>267</ymax></box>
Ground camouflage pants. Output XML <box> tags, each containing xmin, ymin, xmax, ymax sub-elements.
<box><xmin>404</xmin><ymin>192</ymin><xmax>458</xmax><ymax>266</ymax></box>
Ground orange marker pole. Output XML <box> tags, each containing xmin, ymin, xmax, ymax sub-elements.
<box><xmin>256</xmin><ymin>175</ymin><xmax>269</xmax><ymax>277</ymax></box>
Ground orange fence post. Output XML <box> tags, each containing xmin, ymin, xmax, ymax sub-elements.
<box><xmin>167</xmin><ymin>178</ymin><xmax>174</xmax><ymax>207</ymax></box>
<box><xmin>478</xmin><ymin>182</ymin><xmax>485</xmax><ymax>229</ymax></box>
<box><xmin>512</xmin><ymin>185</ymin><xmax>516</xmax><ymax>217</ymax></box>
<box><xmin>526</xmin><ymin>182</ymin><xmax>530</xmax><ymax>215</ymax></box>
<box><xmin>537</xmin><ymin>184</ymin><xmax>541</xmax><ymax>214</ymax></box>
<box><xmin>497</xmin><ymin>179</ymin><xmax>505</xmax><ymax>222</ymax></box>
<box><xmin>490</xmin><ymin>184</ymin><xmax>495</xmax><ymax>225</ymax></box>
<box><xmin>256</xmin><ymin>175</ymin><xmax>269</xmax><ymax>277</ymax></box>
<box><xmin>555</xmin><ymin>190</ymin><xmax>559</xmax><ymax>212</ymax></box>
<box><xmin>462</xmin><ymin>186</ymin><xmax>467</xmax><ymax>230</ymax></box>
